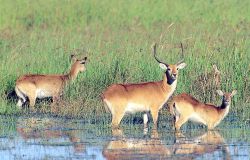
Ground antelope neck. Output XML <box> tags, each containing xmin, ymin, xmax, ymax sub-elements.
<box><xmin>165</xmin><ymin>72</ymin><xmax>176</xmax><ymax>85</ymax></box>
<box><xmin>220</xmin><ymin>101</ymin><xmax>229</xmax><ymax>109</ymax></box>
<box><xmin>68</xmin><ymin>64</ymin><xmax>80</xmax><ymax>81</ymax></box>
<box><xmin>161</xmin><ymin>73</ymin><xmax>176</xmax><ymax>91</ymax></box>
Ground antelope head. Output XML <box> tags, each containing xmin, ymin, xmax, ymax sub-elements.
<box><xmin>216</xmin><ymin>90</ymin><xmax>237</xmax><ymax>107</ymax></box>
<box><xmin>152</xmin><ymin>43</ymin><xmax>186</xmax><ymax>83</ymax></box>
<box><xmin>71</xmin><ymin>55</ymin><xmax>88</xmax><ymax>72</ymax></box>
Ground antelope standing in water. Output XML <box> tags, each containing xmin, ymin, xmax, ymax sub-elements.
<box><xmin>15</xmin><ymin>55</ymin><xmax>87</xmax><ymax>110</ymax></box>
<box><xmin>169</xmin><ymin>90</ymin><xmax>237</xmax><ymax>131</ymax></box>
<box><xmin>102</xmin><ymin>43</ymin><xmax>186</xmax><ymax>128</ymax></box>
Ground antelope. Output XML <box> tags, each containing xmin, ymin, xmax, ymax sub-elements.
<box><xmin>102</xmin><ymin>43</ymin><xmax>187</xmax><ymax>128</ymax></box>
<box><xmin>15</xmin><ymin>55</ymin><xmax>87</xmax><ymax>110</ymax></box>
<box><xmin>169</xmin><ymin>90</ymin><xmax>237</xmax><ymax>131</ymax></box>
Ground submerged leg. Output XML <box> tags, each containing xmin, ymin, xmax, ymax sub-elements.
<box><xmin>51</xmin><ymin>96</ymin><xmax>60</xmax><ymax>112</ymax></box>
<box><xmin>207</xmin><ymin>123</ymin><xmax>215</xmax><ymax>130</ymax></box>
<box><xmin>151</xmin><ymin>108</ymin><xmax>159</xmax><ymax>129</ymax></box>
<box><xmin>17</xmin><ymin>99</ymin><xmax>23</xmax><ymax>108</ymax></box>
<box><xmin>175</xmin><ymin>116</ymin><xmax>188</xmax><ymax>132</ymax></box>
<box><xmin>15</xmin><ymin>87</ymin><xmax>26</xmax><ymax>109</ymax></box>
<box><xmin>111</xmin><ymin>109</ymin><xmax>125</xmax><ymax>128</ymax></box>
<box><xmin>27</xmin><ymin>93</ymin><xmax>37</xmax><ymax>111</ymax></box>
<box><xmin>143</xmin><ymin>113</ymin><xmax>149</xmax><ymax>135</ymax></box>
<box><xmin>143</xmin><ymin>113</ymin><xmax>149</xmax><ymax>128</ymax></box>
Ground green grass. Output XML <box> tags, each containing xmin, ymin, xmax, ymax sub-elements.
<box><xmin>0</xmin><ymin>0</ymin><xmax>249</xmax><ymax>121</ymax></box>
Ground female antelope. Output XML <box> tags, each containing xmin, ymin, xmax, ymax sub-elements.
<box><xmin>102</xmin><ymin>43</ymin><xmax>187</xmax><ymax>128</ymax></box>
<box><xmin>169</xmin><ymin>90</ymin><xmax>237</xmax><ymax>131</ymax></box>
<box><xmin>15</xmin><ymin>55</ymin><xmax>87</xmax><ymax>110</ymax></box>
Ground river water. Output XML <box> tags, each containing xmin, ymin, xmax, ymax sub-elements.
<box><xmin>0</xmin><ymin>115</ymin><xmax>249</xmax><ymax>160</ymax></box>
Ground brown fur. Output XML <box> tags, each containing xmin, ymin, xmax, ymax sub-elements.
<box><xmin>169</xmin><ymin>90</ymin><xmax>236</xmax><ymax>130</ymax></box>
<box><xmin>102</xmin><ymin>63</ymin><xmax>186</xmax><ymax>128</ymax></box>
<box><xmin>102</xmin><ymin>44</ymin><xmax>186</xmax><ymax>128</ymax></box>
<box><xmin>15</xmin><ymin>56</ymin><xmax>87</xmax><ymax>110</ymax></box>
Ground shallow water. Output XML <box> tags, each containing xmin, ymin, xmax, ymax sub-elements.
<box><xmin>0</xmin><ymin>115</ymin><xmax>249</xmax><ymax>160</ymax></box>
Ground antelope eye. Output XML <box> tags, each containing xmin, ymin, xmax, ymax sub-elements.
<box><xmin>167</xmin><ymin>68</ymin><xmax>171</xmax><ymax>71</ymax></box>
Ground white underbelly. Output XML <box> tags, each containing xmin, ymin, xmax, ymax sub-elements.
<box><xmin>125</xmin><ymin>102</ymin><xmax>149</xmax><ymax>113</ymax></box>
<box><xmin>189</xmin><ymin>113</ymin><xmax>207</xmax><ymax>125</ymax></box>
<box><xmin>36</xmin><ymin>89</ymin><xmax>52</xmax><ymax>98</ymax></box>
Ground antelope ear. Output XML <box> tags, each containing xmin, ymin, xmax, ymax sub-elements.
<box><xmin>177</xmin><ymin>62</ymin><xmax>187</xmax><ymax>69</ymax></box>
<box><xmin>159</xmin><ymin>63</ymin><xmax>168</xmax><ymax>70</ymax></box>
<box><xmin>231</xmin><ymin>90</ymin><xmax>237</xmax><ymax>96</ymax></box>
<box><xmin>71</xmin><ymin>54</ymin><xmax>77</xmax><ymax>62</ymax></box>
<box><xmin>216</xmin><ymin>90</ymin><xmax>224</xmax><ymax>96</ymax></box>
<box><xmin>80</xmin><ymin>57</ymin><xmax>87</xmax><ymax>64</ymax></box>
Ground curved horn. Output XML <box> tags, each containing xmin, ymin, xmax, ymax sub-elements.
<box><xmin>152</xmin><ymin>43</ymin><xmax>168</xmax><ymax>65</ymax></box>
<box><xmin>177</xmin><ymin>59</ymin><xmax>184</xmax><ymax>65</ymax></box>
<box><xmin>180</xmin><ymin>42</ymin><xmax>184</xmax><ymax>57</ymax></box>
<box><xmin>177</xmin><ymin>42</ymin><xmax>185</xmax><ymax>65</ymax></box>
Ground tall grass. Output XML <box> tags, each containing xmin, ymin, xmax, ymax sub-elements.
<box><xmin>0</xmin><ymin>0</ymin><xmax>249</xmax><ymax>121</ymax></box>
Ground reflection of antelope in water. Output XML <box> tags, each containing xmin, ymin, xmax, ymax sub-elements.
<box><xmin>103</xmin><ymin>129</ymin><xmax>171</xmax><ymax>160</ymax></box>
<box><xmin>16</xmin><ymin>118</ymin><xmax>84</xmax><ymax>153</ymax></box>
<box><xmin>172</xmin><ymin>131</ymin><xmax>231</xmax><ymax>160</ymax></box>
<box><xmin>192</xmin><ymin>64</ymin><xmax>221</xmax><ymax>102</ymax></box>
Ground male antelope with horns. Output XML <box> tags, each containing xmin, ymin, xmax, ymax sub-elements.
<box><xmin>102</xmin><ymin>43</ymin><xmax>187</xmax><ymax>128</ymax></box>
<box><xmin>15</xmin><ymin>55</ymin><xmax>87</xmax><ymax>110</ymax></box>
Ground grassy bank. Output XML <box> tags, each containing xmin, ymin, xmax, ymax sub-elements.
<box><xmin>0</xmin><ymin>0</ymin><xmax>249</xmax><ymax>121</ymax></box>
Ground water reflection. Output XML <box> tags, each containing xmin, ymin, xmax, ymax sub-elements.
<box><xmin>0</xmin><ymin>116</ymin><xmax>249</xmax><ymax>159</ymax></box>
<box><xmin>6</xmin><ymin>117</ymin><xmax>105</xmax><ymax>159</ymax></box>
<box><xmin>103</xmin><ymin>129</ymin><xmax>232</xmax><ymax>159</ymax></box>
<box><xmin>103</xmin><ymin>129</ymin><xmax>171</xmax><ymax>159</ymax></box>
<box><xmin>172</xmin><ymin>131</ymin><xmax>230</xmax><ymax>159</ymax></box>
<box><xmin>16</xmin><ymin>117</ymin><xmax>84</xmax><ymax>153</ymax></box>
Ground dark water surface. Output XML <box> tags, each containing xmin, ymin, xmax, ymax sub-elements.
<box><xmin>0</xmin><ymin>116</ymin><xmax>249</xmax><ymax>160</ymax></box>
